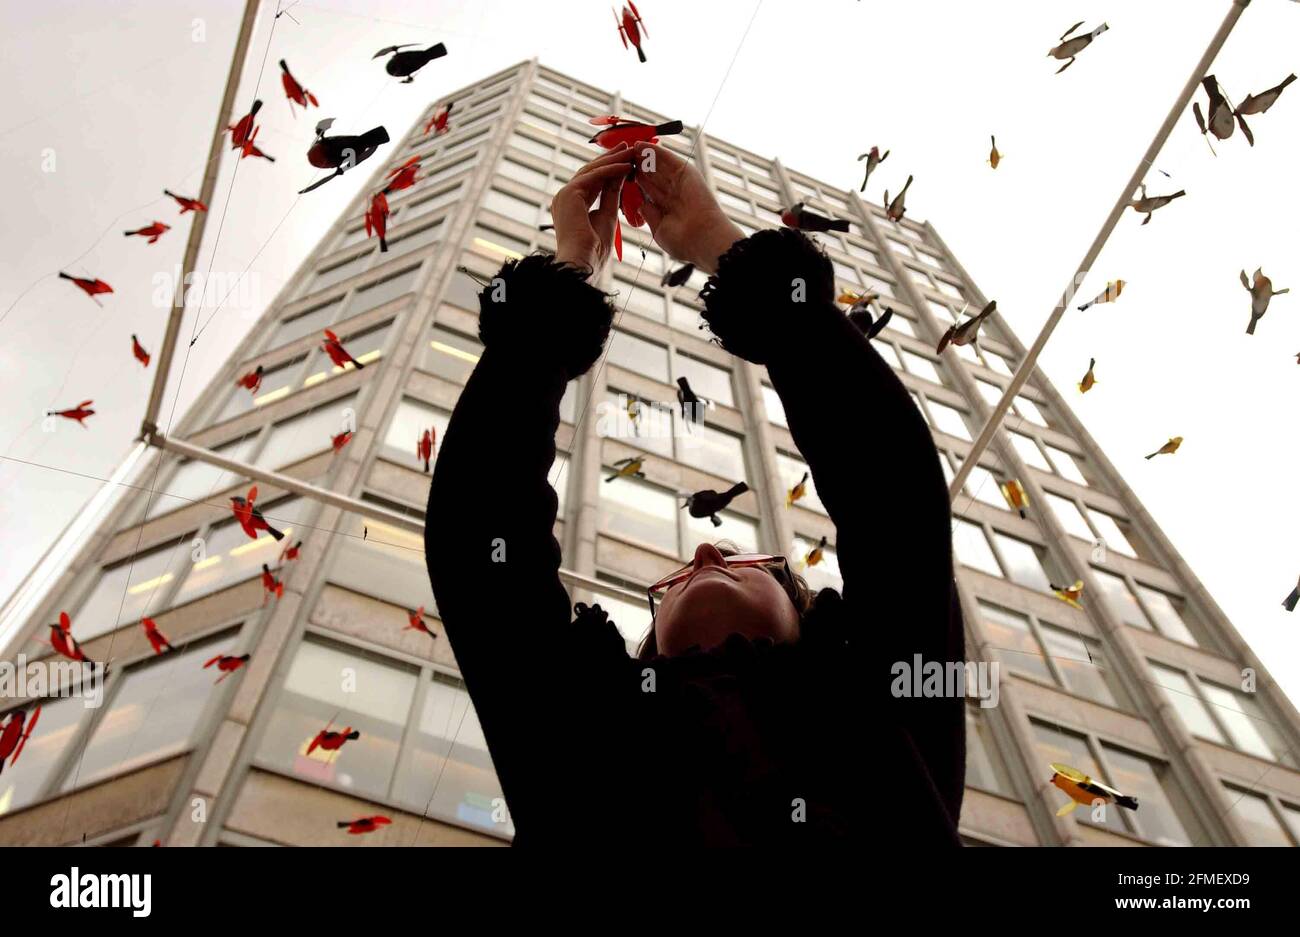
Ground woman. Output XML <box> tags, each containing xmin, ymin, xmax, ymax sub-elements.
<box><xmin>426</xmin><ymin>142</ymin><xmax>965</xmax><ymax>845</ymax></box>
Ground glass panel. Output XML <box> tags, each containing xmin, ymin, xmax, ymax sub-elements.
<box><xmin>901</xmin><ymin>350</ymin><xmax>943</xmax><ymax>384</ymax></box>
<box><xmin>1087</xmin><ymin>510</ymin><xmax>1137</xmax><ymax>558</ymax></box>
<box><xmin>599</xmin><ymin>391</ymin><xmax>672</xmax><ymax>458</ymax></box>
<box><xmin>256</xmin><ymin>638</ymin><xmax>418</xmax><ymax>801</ymax></box>
<box><xmin>1032</xmin><ymin>723</ymin><xmax>1126</xmax><ymax>835</ymax></box>
<box><xmin>991</xmin><ymin>532</ymin><xmax>1052</xmax><ymax>591</ymax></box>
<box><xmin>382</xmin><ymin>398</ymin><xmax>451</xmax><ymax>472</ymax></box>
<box><xmin>350</xmin><ymin>266</ymin><xmax>421</xmax><ymax>315</ymax></box>
<box><xmin>0</xmin><ymin>697</ymin><xmax>90</xmax><ymax>815</ymax></box>
<box><xmin>607</xmin><ymin>329</ymin><xmax>669</xmax><ymax>383</ymax></box>
<box><xmin>874</xmin><ymin>341</ymin><xmax>902</xmax><ymax>370</ymax></box>
<box><xmin>975</xmin><ymin>380</ymin><xmax>1002</xmax><ymax>407</ymax></box>
<box><xmin>1044</xmin><ymin>445</ymin><xmax>1089</xmax><ymax>485</ymax></box>
<box><xmin>672</xmin><ymin>353</ymin><xmax>733</xmax><ymax>408</ymax></box>
<box><xmin>1135</xmin><ymin>585</ymin><xmax>1196</xmax><ymax>645</ymax></box>
<box><xmin>302</xmin><ymin>322</ymin><xmax>390</xmax><ymax>387</ymax></box>
<box><xmin>147</xmin><ymin>436</ymin><xmax>258</xmax><ymax>518</ymax></box>
<box><xmin>69</xmin><ymin>634</ymin><xmax>236</xmax><ymax>787</ymax></box>
<box><xmin>74</xmin><ymin>540</ymin><xmax>189</xmax><ymax>641</ymax></box>
<box><xmin>611</xmin><ymin>279</ymin><xmax>667</xmax><ymax>324</ymax></box>
<box><xmin>777</xmin><ymin>452</ymin><xmax>824</xmax><ymax>514</ymax></box>
<box><xmin>1041</xmin><ymin>625</ymin><xmax>1115</xmax><ymax>705</ymax></box>
<box><xmin>1227</xmin><ymin>787</ymin><xmax>1292</xmax><ymax>846</ymax></box>
<box><xmin>312</xmin><ymin>252</ymin><xmax>371</xmax><ymax>291</ymax></box>
<box><xmin>981</xmin><ymin>349</ymin><xmax>1015</xmax><ymax>377</ymax></box>
<box><xmin>422</xmin><ymin>325</ymin><xmax>482</xmax><ymax>384</ymax></box>
<box><xmin>792</xmin><ymin>536</ymin><xmax>841</xmax><ymax>592</ymax></box>
<box><xmin>402</xmin><ymin>183</ymin><xmax>463</xmax><ymax>221</ymax></box>
<box><xmin>1045</xmin><ymin>492</ymin><xmax>1094</xmax><ymax>540</ymax></box>
<box><xmin>1149</xmin><ymin>664</ymin><xmax>1227</xmax><ymax>744</ymax></box>
<box><xmin>956</xmin><ymin>459</ymin><xmax>1009</xmax><ymax>508</ymax></box>
<box><xmin>391</xmin><ymin>673</ymin><xmax>509</xmax><ymax>837</ymax></box>
<box><xmin>926</xmin><ymin>399</ymin><xmax>971</xmax><ymax>440</ymax></box>
<box><xmin>483</xmin><ymin>188</ymin><xmax>542</xmax><ymax>225</ymax></box>
<box><xmin>218</xmin><ymin>357</ymin><xmax>303</xmax><ymax>422</ymax></box>
<box><xmin>499</xmin><ymin>159</ymin><xmax>548</xmax><ymax>190</ymax></box>
<box><xmin>1015</xmin><ymin>396</ymin><xmax>1049</xmax><ymax>427</ymax></box>
<box><xmin>676</xmin><ymin>423</ymin><xmax>745</xmax><ymax>480</ymax></box>
<box><xmin>1009</xmin><ymin>432</ymin><xmax>1051</xmax><ymax>470</ymax></box>
<box><xmin>173</xmin><ymin>499</ymin><xmax>307</xmax><ymax>605</ymax></box>
<box><xmin>952</xmin><ymin>520</ymin><xmax>1002</xmax><ymax>577</ymax></box>
<box><xmin>977</xmin><ymin>602</ymin><xmax>1050</xmax><ymax>681</ymax></box>
<box><xmin>1102</xmin><ymin>745</ymin><xmax>1197</xmax><ymax>846</ymax></box>
<box><xmin>1200</xmin><ymin>682</ymin><xmax>1293</xmax><ymax>765</ymax></box>
<box><xmin>590</xmin><ymin>580</ymin><xmax>653</xmax><ymax>651</ymax></box>
<box><xmin>254</xmin><ymin>394</ymin><xmax>359</xmax><ymax>471</ymax></box>
<box><xmin>468</xmin><ymin>226</ymin><xmax>528</xmax><ymax>263</ymax></box>
<box><xmin>599</xmin><ymin>475</ymin><xmax>678</xmax><ymax>553</ymax></box>
<box><xmin>330</xmin><ymin>507</ymin><xmax>435</xmax><ymax>611</ymax></box>
<box><xmin>270</xmin><ymin>298</ymin><xmax>342</xmax><ymax>349</ymax></box>
<box><xmin>684</xmin><ymin>511</ymin><xmax>758</xmax><ymax>558</ymax></box>
<box><xmin>1092</xmin><ymin>569</ymin><xmax>1151</xmax><ymax>630</ymax></box>
<box><xmin>760</xmin><ymin>384</ymin><xmax>787</xmax><ymax>428</ymax></box>
<box><xmin>965</xmin><ymin>706</ymin><xmax>1014</xmax><ymax>796</ymax></box>
<box><xmin>385</xmin><ymin>220</ymin><xmax>443</xmax><ymax>260</ymax></box>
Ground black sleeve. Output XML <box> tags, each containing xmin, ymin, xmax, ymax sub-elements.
<box><xmin>701</xmin><ymin>228</ymin><xmax>966</xmax><ymax>823</ymax></box>
<box><xmin>424</xmin><ymin>255</ymin><xmax>628</xmax><ymax>836</ymax></box>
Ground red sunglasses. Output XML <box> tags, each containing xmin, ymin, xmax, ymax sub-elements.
<box><xmin>647</xmin><ymin>553</ymin><xmax>788</xmax><ymax>617</ymax></box>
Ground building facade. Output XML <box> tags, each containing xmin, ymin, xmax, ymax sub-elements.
<box><xmin>1</xmin><ymin>60</ymin><xmax>1299</xmax><ymax>847</ymax></box>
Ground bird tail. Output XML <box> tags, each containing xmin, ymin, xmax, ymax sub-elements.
<box><xmin>351</xmin><ymin>356</ymin><xmax>366</xmax><ymax>369</ymax></box>
<box><xmin>827</xmin><ymin>218</ymin><xmax>851</xmax><ymax>232</ymax></box>
<box><xmin>346</xmin><ymin>730</ymin><xmax>361</xmax><ymax>740</ymax></box>
<box><xmin>654</xmin><ymin>120</ymin><xmax>682</xmax><ymax>136</ymax></box>
<box><xmin>1144</xmin><ymin>452</ymin><xmax>1157</xmax><ymax>460</ymax></box>
<box><xmin>58</xmin><ymin>272</ymin><xmax>73</xmax><ymax>281</ymax></box>
<box><xmin>1170</xmin><ymin>189</ymin><xmax>1186</xmax><ymax>199</ymax></box>
<box><xmin>1246</xmin><ymin>317</ymin><xmax>1257</xmax><ymax>335</ymax></box>
<box><xmin>279</xmin><ymin>59</ymin><xmax>289</xmax><ymax>73</ymax></box>
<box><xmin>359</xmin><ymin>126</ymin><xmax>391</xmax><ymax>149</ymax></box>
<box><xmin>723</xmin><ymin>482</ymin><xmax>749</xmax><ymax>499</ymax></box>
<box><xmin>426</xmin><ymin>42</ymin><xmax>448</xmax><ymax>59</ymax></box>
<box><xmin>1283</xmin><ymin>588</ymin><xmax>1300</xmax><ymax>612</ymax></box>
<box><xmin>637</xmin><ymin>46</ymin><xmax>647</xmax><ymax>63</ymax></box>
<box><xmin>379</xmin><ymin>234</ymin><xmax>388</xmax><ymax>253</ymax></box>
<box><xmin>336</xmin><ymin>822</ymin><xmax>350</xmax><ymax>829</ymax></box>
<box><xmin>266</xmin><ymin>522</ymin><xmax>286</xmax><ymax>541</ymax></box>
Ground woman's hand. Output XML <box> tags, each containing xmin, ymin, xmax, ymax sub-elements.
<box><xmin>551</xmin><ymin>144</ymin><xmax>638</xmax><ymax>278</ymax></box>
<box><xmin>633</xmin><ymin>143</ymin><xmax>745</xmax><ymax>274</ymax></box>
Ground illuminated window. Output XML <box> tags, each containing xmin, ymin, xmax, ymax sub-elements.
<box><xmin>218</xmin><ymin>356</ymin><xmax>304</xmax><ymax>422</ymax></box>
<box><xmin>951</xmin><ymin>519</ymin><xmax>1001</xmax><ymax>577</ymax></box>
<box><xmin>302</xmin><ymin>321</ymin><xmax>391</xmax><ymax>387</ymax></box>
<box><xmin>270</xmin><ymin>298</ymin><xmax>342</xmax><ymax>349</ymax></box>
<box><xmin>422</xmin><ymin>325</ymin><xmax>482</xmax><ymax>384</ymax></box>
<box><xmin>73</xmin><ymin>539</ymin><xmax>191</xmax><ymax>641</ymax></box>
<box><xmin>468</xmin><ymin>225</ymin><xmax>528</xmax><ymax>263</ymax></box>
<box><xmin>147</xmin><ymin>436</ymin><xmax>258</xmax><ymax>519</ymax></box>
<box><xmin>382</xmin><ymin>397</ymin><xmax>451</xmax><ymax>472</ymax></box>
<box><xmin>172</xmin><ymin>498</ymin><xmax>307</xmax><ymax>605</ymax></box>
<box><xmin>599</xmin><ymin>474</ymin><xmax>678</xmax><ymax>553</ymax></box>
<box><xmin>329</xmin><ymin>505</ymin><xmax>434</xmax><ymax>611</ymax></box>
<box><xmin>255</xmin><ymin>394</ymin><xmax>359</xmax><ymax>471</ymax></box>
<box><xmin>0</xmin><ymin>696</ymin><xmax>90</xmax><ymax>816</ymax></box>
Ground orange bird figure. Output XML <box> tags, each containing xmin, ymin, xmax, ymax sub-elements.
<box><xmin>588</xmin><ymin>114</ymin><xmax>682</xmax><ymax>149</ymax></box>
<box><xmin>417</xmin><ymin>428</ymin><xmax>435</xmax><ymax>472</ymax></box>
<box><xmin>614</xmin><ymin>2</ymin><xmax>649</xmax><ymax>62</ymax></box>
<box><xmin>339</xmin><ymin>816</ymin><xmax>391</xmax><ymax>835</ymax></box>
<box><xmin>0</xmin><ymin>706</ymin><xmax>41</xmax><ymax>775</ymax></box>
<box><xmin>229</xmin><ymin>485</ymin><xmax>286</xmax><ymax>541</ymax></box>
<box><xmin>279</xmin><ymin>539</ymin><xmax>303</xmax><ymax>565</ymax></box>
<box><xmin>140</xmin><ymin>617</ymin><xmax>174</xmax><ymax>655</ymax></box>
<box><xmin>322</xmin><ymin>329</ymin><xmax>366</xmax><ymax>370</ymax></box>
<box><xmin>228</xmin><ymin>100</ymin><xmax>262</xmax><ymax>149</ymax></box>
<box><xmin>164</xmin><ymin>189</ymin><xmax>207</xmax><ymax>214</ymax></box>
<box><xmin>331</xmin><ymin>430</ymin><xmax>354</xmax><ymax>453</ymax></box>
<box><xmin>383</xmin><ymin>156</ymin><xmax>421</xmax><ymax>194</ymax></box>
<box><xmin>124</xmin><ymin>221</ymin><xmax>170</xmax><ymax>244</ymax></box>
<box><xmin>47</xmin><ymin>400</ymin><xmax>95</xmax><ymax>427</ymax></box>
<box><xmin>260</xmin><ymin>564</ymin><xmax>284</xmax><ymax>603</ymax></box>
<box><xmin>1049</xmin><ymin>763</ymin><xmax>1137</xmax><ymax>817</ymax></box>
<box><xmin>405</xmin><ymin>606</ymin><xmax>437</xmax><ymax>640</ymax></box>
<box><xmin>131</xmin><ymin>334</ymin><xmax>151</xmax><ymax>367</ymax></box>
<box><xmin>48</xmin><ymin>612</ymin><xmax>89</xmax><ymax>663</ymax></box>
<box><xmin>364</xmin><ymin>191</ymin><xmax>390</xmax><ymax>253</ymax></box>
<box><xmin>279</xmin><ymin>60</ymin><xmax>319</xmax><ymax>113</ymax></box>
<box><xmin>307</xmin><ymin>724</ymin><xmax>361</xmax><ymax>756</ymax></box>
<box><xmin>236</xmin><ymin>364</ymin><xmax>264</xmax><ymax>394</ymax></box>
<box><xmin>424</xmin><ymin>101</ymin><xmax>454</xmax><ymax>136</ymax></box>
<box><xmin>203</xmin><ymin>653</ymin><xmax>250</xmax><ymax>684</ymax></box>
<box><xmin>58</xmin><ymin>272</ymin><xmax>113</xmax><ymax>304</ymax></box>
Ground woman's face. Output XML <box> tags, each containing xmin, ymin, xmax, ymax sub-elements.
<box><xmin>652</xmin><ymin>542</ymin><xmax>801</xmax><ymax>657</ymax></box>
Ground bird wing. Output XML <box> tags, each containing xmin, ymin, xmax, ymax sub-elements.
<box><xmin>1060</xmin><ymin>20</ymin><xmax>1084</xmax><ymax>40</ymax></box>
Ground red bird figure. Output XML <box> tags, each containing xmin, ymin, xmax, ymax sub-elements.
<box><xmin>364</xmin><ymin>191</ymin><xmax>390</xmax><ymax>252</ymax></box>
<box><xmin>48</xmin><ymin>612</ymin><xmax>88</xmax><ymax>663</ymax></box>
<box><xmin>279</xmin><ymin>539</ymin><xmax>303</xmax><ymax>564</ymax></box>
<box><xmin>588</xmin><ymin>114</ymin><xmax>682</xmax><ymax>149</ymax></box>
<box><xmin>383</xmin><ymin>156</ymin><xmax>421</xmax><ymax>194</ymax></box>
<box><xmin>131</xmin><ymin>334</ymin><xmax>151</xmax><ymax>367</ymax></box>
<box><xmin>331</xmin><ymin>430</ymin><xmax>353</xmax><ymax>453</ymax></box>
<box><xmin>236</xmin><ymin>364</ymin><xmax>264</xmax><ymax>394</ymax></box>
<box><xmin>405</xmin><ymin>606</ymin><xmax>437</xmax><ymax>639</ymax></box>
<box><xmin>229</xmin><ymin>485</ymin><xmax>286</xmax><ymax>541</ymax></box>
<box><xmin>47</xmin><ymin>400</ymin><xmax>95</xmax><ymax>427</ymax></box>
<box><xmin>238</xmin><ymin>127</ymin><xmax>276</xmax><ymax>162</ymax></box>
<box><xmin>321</xmin><ymin>329</ymin><xmax>366</xmax><ymax>370</ymax></box>
<box><xmin>279</xmin><ymin>60</ymin><xmax>319</xmax><ymax>113</ymax></box>
<box><xmin>58</xmin><ymin>272</ymin><xmax>113</xmax><ymax>304</ymax></box>
<box><xmin>0</xmin><ymin>707</ymin><xmax>41</xmax><ymax>775</ymax></box>
<box><xmin>141</xmin><ymin>617</ymin><xmax>174</xmax><ymax>655</ymax></box>
<box><xmin>228</xmin><ymin>100</ymin><xmax>263</xmax><ymax>149</ymax></box>
<box><xmin>417</xmin><ymin>428</ymin><xmax>435</xmax><ymax>472</ymax></box>
<box><xmin>339</xmin><ymin>816</ymin><xmax>391</xmax><ymax>835</ymax></box>
<box><xmin>424</xmin><ymin>102</ymin><xmax>454</xmax><ymax>136</ymax></box>
<box><xmin>614</xmin><ymin>2</ymin><xmax>649</xmax><ymax>63</ymax></box>
<box><xmin>781</xmin><ymin>202</ymin><xmax>850</xmax><ymax>233</ymax></box>
<box><xmin>123</xmin><ymin>221</ymin><xmax>170</xmax><ymax>245</ymax></box>
<box><xmin>164</xmin><ymin>189</ymin><xmax>207</xmax><ymax>214</ymax></box>
<box><xmin>260</xmin><ymin>563</ymin><xmax>284</xmax><ymax>603</ymax></box>
<box><xmin>307</xmin><ymin>725</ymin><xmax>361</xmax><ymax>756</ymax></box>
<box><xmin>203</xmin><ymin>653</ymin><xmax>250</xmax><ymax>684</ymax></box>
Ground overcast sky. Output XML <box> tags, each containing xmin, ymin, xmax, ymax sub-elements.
<box><xmin>1</xmin><ymin>0</ymin><xmax>1298</xmax><ymax>705</ymax></box>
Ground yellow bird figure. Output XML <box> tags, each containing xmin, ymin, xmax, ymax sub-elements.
<box><xmin>1047</xmin><ymin>21</ymin><xmax>1109</xmax><ymax>75</ymax></box>
<box><xmin>987</xmin><ymin>135</ymin><xmax>1002</xmax><ymax>169</ymax></box>
<box><xmin>1050</xmin><ymin>579</ymin><xmax>1084</xmax><ymax>609</ymax></box>
<box><xmin>1240</xmin><ymin>268</ymin><xmax>1289</xmax><ymax>335</ymax></box>
<box><xmin>1000</xmin><ymin>479</ymin><xmax>1029</xmax><ymax>519</ymax></box>
<box><xmin>1129</xmin><ymin>183</ymin><xmax>1185</xmax><ymax>225</ymax></box>
<box><xmin>803</xmin><ymin>535</ymin><xmax>828</xmax><ymax>568</ymax></box>
<box><xmin>626</xmin><ymin>396</ymin><xmax>643</xmax><ymax>435</ymax></box>
<box><xmin>1077</xmin><ymin>280</ymin><xmax>1125</xmax><ymax>311</ymax></box>
<box><xmin>838</xmin><ymin>289</ymin><xmax>880</xmax><ymax>308</ymax></box>
<box><xmin>1144</xmin><ymin>437</ymin><xmax>1182</xmax><ymax>460</ymax></box>
<box><xmin>605</xmin><ymin>455</ymin><xmax>647</xmax><ymax>482</ymax></box>
<box><xmin>786</xmin><ymin>471</ymin><xmax>809</xmax><ymax>508</ymax></box>
<box><xmin>1049</xmin><ymin>763</ymin><xmax>1138</xmax><ymax>817</ymax></box>
<box><xmin>1077</xmin><ymin>358</ymin><xmax>1097</xmax><ymax>393</ymax></box>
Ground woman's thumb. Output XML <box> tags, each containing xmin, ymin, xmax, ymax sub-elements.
<box><xmin>640</xmin><ymin>198</ymin><xmax>663</xmax><ymax>231</ymax></box>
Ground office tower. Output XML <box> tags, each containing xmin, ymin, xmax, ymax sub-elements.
<box><xmin>1</xmin><ymin>60</ymin><xmax>1297</xmax><ymax>847</ymax></box>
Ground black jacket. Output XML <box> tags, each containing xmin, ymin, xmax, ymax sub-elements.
<box><xmin>426</xmin><ymin>228</ymin><xmax>965</xmax><ymax>846</ymax></box>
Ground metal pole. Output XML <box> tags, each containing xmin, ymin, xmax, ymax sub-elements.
<box><xmin>949</xmin><ymin>0</ymin><xmax>1251</xmax><ymax>501</ymax></box>
<box><xmin>140</xmin><ymin>0</ymin><xmax>262</xmax><ymax>439</ymax></box>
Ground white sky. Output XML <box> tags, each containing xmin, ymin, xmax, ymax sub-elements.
<box><xmin>1</xmin><ymin>0</ymin><xmax>1298</xmax><ymax>706</ymax></box>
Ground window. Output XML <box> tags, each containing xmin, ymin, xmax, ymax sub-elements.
<box><xmin>599</xmin><ymin>391</ymin><xmax>672</xmax><ymax>458</ymax></box>
<box><xmin>382</xmin><ymin>398</ymin><xmax>451</xmax><ymax>472</ymax></box>
<box><xmin>760</xmin><ymin>384</ymin><xmax>788</xmax><ymax>428</ymax></box>
<box><xmin>599</xmin><ymin>475</ymin><xmax>679</xmax><ymax>553</ymax></box>
<box><xmin>468</xmin><ymin>225</ymin><xmax>527</xmax><ymax>263</ymax></box>
<box><xmin>1149</xmin><ymin>664</ymin><xmax>1229</xmax><ymax>745</ymax></box>
<box><xmin>68</xmin><ymin>633</ymin><xmax>236</xmax><ymax>787</ymax></box>
<box><xmin>1087</xmin><ymin>509</ymin><xmax>1138</xmax><ymax>558</ymax></box>
<box><xmin>612</xmin><ymin>278</ymin><xmax>667</xmax><ymax>324</ymax></box>
<box><xmin>255</xmin><ymin>394</ymin><xmax>359</xmax><ymax>471</ymax></box>
<box><xmin>952</xmin><ymin>519</ymin><xmax>1002</xmax><ymax>577</ymax></box>
<box><xmin>403</xmin><ymin>183</ymin><xmax>463</xmax><ymax>221</ymax></box>
<box><xmin>672</xmin><ymin>353</ymin><xmax>734</xmax><ymax>408</ymax></box>
<box><xmin>384</xmin><ymin>220</ymin><xmax>443</xmax><ymax>259</ymax></box>
<box><xmin>349</xmin><ymin>266</ymin><xmax>421</xmax><ymax>316</ymax></box>
<box><xmin>0</xmin><ymin>696</ymin><xmax>90</xmax><ymax>815</ymax></box>
<box><xmin>591</xmin><ymin>574</ymin><xmax>653</xmax><ymax>651</ymax></box>
<box><xmin>980</xmin><ymin>349</ymin><xmax>1015</xmax><ymax>377</ymax></box>
<box><xmin>173</xmin><ymin>498</ymin><xmax>307</xmax><ymax>605</ymax></box>
<box><xmin>685</xmin><ymin>511</ymin><xmax>758</xmax><ymax>558</ymax></box>
<box><xmin>443</xmin><ymin>265</ymin><xmax>483</xmax><ymax>311</ymax></box>
<box><xmin>1227</xmin><ymin>787</ymin><xmax>1293</xmax><ymax>846</ymax></box>
<box><xmin>1009</xmin><ymin>432</ymin><xmax>1051</xmax><ymax>470</ymax></box>
<box><xmin>777</xmin><ymin>452</ymin><xmax>824</xmax><ymax>514</ymax></box>
<box><xmin>312</xmin><ymin>252</ymin><xmax>371</xmax><ymax>291</ymax></box>
<box><xmin>1199</xmin><ymin>681</ymin><xmax>1294</xmax><ymax>765</ymax></box>
<box><xmin>499</xmin><ymin>159</ymin><xmax>548</xmax><ymax>190</ymax></box>
<box><xmin>874</xmin><ymin>341</ymin><xmax>902</xmax><ymax>370</ymax></box>
<box><xmin>421</xmin><ymin>152</ymin><xmax>478</xmax><ymax>188</ymax></box>
<box><xmin>270</xmin><ymin>298</ymin><xmax>342</xmax><ymax>349</ymax></box>
<box><xmin>511</xmin><ymin>132</ymin><xmax>553</xmax><ymax>160</ymax></box>
<box><xmin>607</xmin><ymin>329</ymin><xmax>670</xmax><ymax>383</ymax></box>
<box><xmin>978</xmin><ymin>603</ymin><xmax>1051</xmax><ymax>682</ymax></box>
<box><xmin>1101</xmin><ymin>743</ymin><xmax>1200</xmax><ymax>845</ymax></box>
<box><xmin>302</xmin><ymin>321</ymin><xmax>390</xmax><ymax>387</ymax></box>
<box><xmin>953</xmin><ymin>458</ymin><xmax>1007</xmax><ymax>509</ymax></box>
<box><xmin>147</xmin><ymin>436</ymin><xmax>258</xmax><ymax>518</ymax></box>
<box><xmin>1044</xmin><ymin>492</ymin><xmax>1094</xmax><ymax>540</ymax></box>
<box><xmin>1014</xmin><ymin>396</ymin><xmax>1049</xmax><ymax>427</ymax></box>
<box><xmin>677</xmin><ymin>423</ymin><xmax>745</xmax><ymax>480</ymax></box>
<box><xmin>483</xmin><ymin>188</ymin><xmax>541</xmax><ymax>225</ymax></box>
<box><xmin>329</xmin><ymin>507</ymin><xmax>435</xmax><ymax>611</ymax></box>
<box><xmin>1044</xmin><ymin>444</ymin><xmax>1089</xmax><ymax>485</ymax></box>
<box><xmin>1041</xmin><ymin>625</ymin><xmax>1124</xmax><ymax>708</ymax></box>
<box><xmin>965</xmin><ymin>705</ymin><xmax>1014</xmax><ymax>796</ymax></box>
<box><xmin>990</xmin><ymin>532</ymin><xmax>1053</xmax><ymax>591</ymax></box>
<box><xmin>884</xmin><ymin>312</ymin><xmax>915</xmax><ymax>337</ymax></box>
<box><xmin>73</xmin><ymin>539</ymin><xmax>190</xmax><ymax>641</ymax></box>
<box><xmin>900</xmin><ymin>350</ymin><xmax>943</xmax><ymax>384</ymax></box>
<box><xmin>1032</xmin><ymin>723</ymin><xmax>1126</xmax><ymax>835</ymax></box>
<box><xmin>925</xmin><ymin>399</ymin><xmax>971</xmax><ymax>440</ymax></box>
<box><xmin>1092</xmin><ymin>569</ymin><xmax>1151</xmax><ymax>630</ymax></box>
<box><xmin>974</xmin><ymin>379</ymin><xmax>1002</xmax><ymax>407</ymax></box>
<box><xmin>423</xmin><ymin>325</ymin><xmax>482</xmax><ymax>384</ymax></box>
<box><xmin>1135</xmin><ymin>585</ymin><xmax>1197</xmax><ymax>645</ymax></box>
<box><xmin>218</xmin><ymin>357</ymin><xmax>304</xmax><ymax>422</ymax></box>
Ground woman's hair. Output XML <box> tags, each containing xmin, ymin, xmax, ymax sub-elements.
<box><xmin>635</xmin><ymin>541</ymin><xmax>816</xmax><ymax>660</ymax></box>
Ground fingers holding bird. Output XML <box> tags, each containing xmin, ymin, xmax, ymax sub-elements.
<box><xmin>552</xmin><ymin>144</ymin><xmax>638</xmax><ymax>274</ymax></box>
